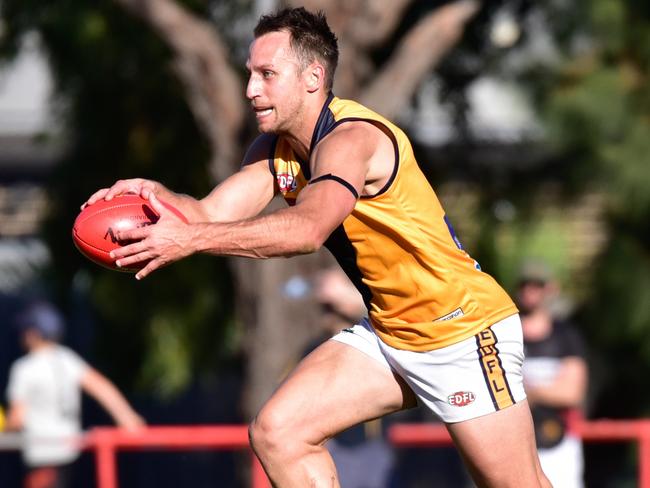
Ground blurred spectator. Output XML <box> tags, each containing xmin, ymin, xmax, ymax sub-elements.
<box><xmin>516</xmin><ymin>261</ymin><xmax>589</xmax><ymax>488</ymax></box>
<box><xmin>4</xmin><ymin>300</ymin><xmax>145</xmax><ymax>488</ymax></box>
<box><xmin>301</xmin><ymin>267</ymin><xmax>394</xmax><ymax>488</ymax></box>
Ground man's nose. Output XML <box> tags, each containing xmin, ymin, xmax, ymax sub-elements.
<box><xmin>246</xmin><ymin>76</ymin><xmax>259</xmax><ymax>100</ymax></box>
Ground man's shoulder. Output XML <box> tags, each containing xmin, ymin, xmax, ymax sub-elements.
<box><xmin>242</xmin><ymin>133</ymin><xmax>278</xmax><ymax>167</ymax></box>
<box><xmin>54</xmin><ymin>345</ymin><xmax>88</xmax><ymax>368</ymax></box>
<box><xmin>54</xmin><ymin>344</ymin><xmax>81</xmax><ymax>357</ymax></box>
<box><xmin>10</xmin><ymin>352</ymin><xmax>42</xmax><ymax>377</ymax></box>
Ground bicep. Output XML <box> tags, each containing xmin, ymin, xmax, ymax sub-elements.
<box><xmin>290</xmin><ymin>172</ymin><xmax>358</xmax><ymax>245</ymax></box>
<box><xmin>80</xmin><ymin>367</ymin><xmax>109</xmax><ymax>398</ymax></box>
<box><xmin>200</xmin><ymin>138</ymin><xmax>277</xmax><ymax>222</ymax></box>
<box><xmin>309</xmin><ymin>122</ymin><xmax>384</xmax><ymax>199</ymax></box>
<box><xmin>289</xmin><ymin>128</ymin><xmax>379</xmax><ymax>241</ymax></box>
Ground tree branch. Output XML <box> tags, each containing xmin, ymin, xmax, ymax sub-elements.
<box><xmin>114</xmin><ymin>0</ymin><xmax>246</xmax><ymax>182</ymax></box>
<box><xmin>361</xmin><ymin>0</ymin><xmax>480</xmax><ymax>119</ymax></box>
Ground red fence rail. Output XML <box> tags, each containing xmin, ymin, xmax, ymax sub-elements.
<box><xmin>4</xmin><ymin>417</ymin><xmax>649</xmax><ymax>487</ymax></box>
<box><xmin>84</xmin><ymin>425</ymin><xmax>270</xmax><ymax>488</ymax></box>
<box><xmin>387</xmin><ymin>417</ymin><xmax>650</xmax><ymax>488</ymax></box>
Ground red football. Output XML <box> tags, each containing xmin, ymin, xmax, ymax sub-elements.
<box><xmin>72</xmin><ymin>194</ymin><xmax>188</xmax><ymax>272</ymax></box>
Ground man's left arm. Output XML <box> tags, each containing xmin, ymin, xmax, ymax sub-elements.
<box><xmin>525</xmin><ymin>356</ymin><xmax>588</xmax><ymax>408</ymax></box>
<box><xmin>112</xmin><ymin>125</ymin><xmax>377</xmax><ymax>279</ymax></box>
<box><xmin>81</xmin><ymin>368</ymin><xmax>145</xmax><ymax>431</ymax></box>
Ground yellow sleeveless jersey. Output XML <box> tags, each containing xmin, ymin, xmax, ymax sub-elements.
<box><xmin>269</xmin><ymin>94</ymin><xmax>518</xmax><ymax>351</ymax></box>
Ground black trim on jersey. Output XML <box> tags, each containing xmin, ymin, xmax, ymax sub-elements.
<box><xmin>280</xmin><ymin>92</ymin><xmax>335</xmax><ymax>181</ymax></box>
<box><xmin>324</xmin><ymin>225</ymin><xmax>373</xmax><ymax>309</ymax></box>
<box><xmin>330</xmin><ymin>118</ymin><xmax>400</xmax><ymax>199</ymax></box>
<box><xmin>296</xmin><ymin>153</ymin><xmax>311</xmax><ymax>180</ymax></box>
<box><xmin>309</xmin><ymin>92</ymin><xmax>336</xmax><ymax>156</ymax></box>
<box><xmin>267</xmin><ymin>136</ymin><xmax>279</xmax><ymax>176</ymax></box>
<box><xmin>309</xmin><ymin>174</ymin><xmax>359</xmax><ymax>199</ymax></box>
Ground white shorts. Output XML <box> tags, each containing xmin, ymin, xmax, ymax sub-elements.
<box><xmin>332</xmin><ymin>314</ymin><xmax>526</xmax><ymax>423</ymax></box>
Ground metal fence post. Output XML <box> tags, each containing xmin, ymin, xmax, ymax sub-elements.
<box><xmin>93</xmin><ymin>428</ymin><xmax>117</xmax><ymax>488</ymax></box>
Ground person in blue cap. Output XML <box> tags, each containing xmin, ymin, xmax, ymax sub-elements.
<box><xmin>4</xmin><ymin>300</ymin><xmax>145</xmax><ymax>488</ymax></box>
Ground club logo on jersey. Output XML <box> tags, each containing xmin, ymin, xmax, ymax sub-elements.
<box><xmin>448</xmin><ymin>391</ymin><xmax>475</xmax><ymax>407</ymax></box>
<box><xmin>277</xmin><ymin>173</ymin><xmax>298</xmax><ymax>193</ymax></box>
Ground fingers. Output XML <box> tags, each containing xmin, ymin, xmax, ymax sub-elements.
<box><xmin>83</xmin><ymin>188</ymin><xmax>110</xmax><ymax>209</ymax></box>
<box><xmin>109</xmin><ymin>227</ymin><xmax>168</xmax><ymax>279</ymax></box>
<box><xmin>147</xmin><ymin>192</ymin><xmax>168</xmax><ymax>217</ymax></box>
<box><xmin>83</xmin><ymin>179</ymin><xmax>157</xmax><ymax>208</ymax></box>
<box><xmin>104</xmin><ymin>179</ymin><xmax>145</xmax><ymax>201</ymax></box>
<box><xmin>135</xmin><ymin>258</ymin><xmax>165</xmax><ymax>281</ymax></box>
<box><xmin>113</xmin><ymin>226</ymin><xmax>151</xmax><ymax>245</ymax></box>
<box><xmin>110</xmin><ymin>241</ymin><xmax>150</xmax><ymax>267</ymax></box>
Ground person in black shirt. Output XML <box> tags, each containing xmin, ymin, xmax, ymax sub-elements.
<box><xmin>516</xmin><ymin>261</ymin><xmax>588</xmax><ymax>488</ymax></box>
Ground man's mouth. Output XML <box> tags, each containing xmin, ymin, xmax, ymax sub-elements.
<box><xmin>254</xmin><ymin>107</ymin><xmax>273</xmax><ymax>118</ymax></box>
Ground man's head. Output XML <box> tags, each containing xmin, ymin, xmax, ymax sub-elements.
<box><xmin>254</xmin><ymin>8</ymin><xmax>338</xmax><ymax>91</ymax></box>
<box><xmin>247</xmin><ymin>8</ymin><xmax>338</xmax><ymax>133</ymax></box>
<box><xmin>15</xmin><ymin>300</ymin><xmax>65</xmax><ymax>349</ymax></box>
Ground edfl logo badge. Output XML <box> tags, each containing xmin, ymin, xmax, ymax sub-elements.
<box><xmin>447</xmin><ymin>391</ymin><xmax>475</xmax><ymax>407</ymax></box>
<box><xmin>277</xmin><ymin>173</ymin><xmax>297</xmax><ymax>193</ymax></box>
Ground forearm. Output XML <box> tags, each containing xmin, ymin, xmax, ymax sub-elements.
<box><xmin>526</xmin><ymin>358</ymin><xmax>588</xmax><ymax>408</ymax></box>
<box><xmin>82</xmin><ymin>370</ymin><xmax>143</xmax><ymax>428</ymax></box>
<box><xmin>95</xmin><ymin>382</ymin><xmax>139</xmax><ymax>424</ymax></box>
<box><xmin>4</xmin><ymin>404</ymin><xmax>24</xmax><ymax>431</ymax></box>
<box><xmin>193</xmin><ymin>207</ymin><xmax>324</xmax><ymax>259</ymax></box>
<box><xmin>525</xmin><ymin>384</ymin><xmax>584</xmax><ymax>408</ymax></box>
<box><xmin>152</xmin><ymin>184</ymin><xmax>210</xmax><ymax>223</ymax></box>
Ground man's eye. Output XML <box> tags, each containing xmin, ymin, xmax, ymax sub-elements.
<box><xmin>263</xmin><ymin>71</ymin><xmax>274</xmax><ymax>78</ymax></box>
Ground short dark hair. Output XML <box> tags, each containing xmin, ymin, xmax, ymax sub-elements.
<box><xmin>254</xmin><ymin>7</ymin><xmax>339</xmax><ymax>91</ymax></box>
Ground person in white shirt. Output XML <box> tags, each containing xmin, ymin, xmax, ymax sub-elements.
<box><xmin>5</xmin><ymin>300</ymin><xmax>145</xmax><ymax>488</ymax></box>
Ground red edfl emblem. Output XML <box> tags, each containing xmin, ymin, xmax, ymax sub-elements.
<box><xmin>277</xmin><ymin>173</ymin><xmax>297</xmax><ymax>193</ymax></box>
<box><xmin>448</xmin><ymin>391</ymin><xmax>475</xmax><ymax>407</ymax></box>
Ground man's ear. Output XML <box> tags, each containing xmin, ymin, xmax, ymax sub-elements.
<box><xmin>306</xmin><ymin>63</ymin><xmax>325</xmax><ymax>93</ymax></box>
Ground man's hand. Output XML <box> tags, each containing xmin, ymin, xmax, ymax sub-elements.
<box><xmin>83</xmin><ymin>178</ymin><xmax>158</xmax><ymax>209</ymax></box>
<box><xmin>109</xmin><ymin>193</ymin><xmax>195</xmax><ymax>280</ymax></box>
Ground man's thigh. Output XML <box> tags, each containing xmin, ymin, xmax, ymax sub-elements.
<box><xmin>446</xmin><ymin>400</ymin><xmax>544</xmax><ymax>486</ymax></box>
<box><xmin>256</xmin><ymin>339</ymin><xmax>415</xmax><ymax>444</ymax></box>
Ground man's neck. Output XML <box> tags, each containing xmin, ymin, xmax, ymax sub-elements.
<box><xmin>284</xmin><ymin>92</ymin><xmax>330</xmax><ymax>162</ymax></box>
<box><xmin>29</xmin><ymin>340</ymin><xmax>56</xmax><ymax>353</ymax></box>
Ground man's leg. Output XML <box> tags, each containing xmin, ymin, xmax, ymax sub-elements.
<box><xmin>249</xmin><ymin>339</ymin><xmax>415</xmax><ymax>487</ymax></box>
<box><xmin>446</xmin><ymin>400</ymin><xmax>551</xmax><ymax>488</ymax></box>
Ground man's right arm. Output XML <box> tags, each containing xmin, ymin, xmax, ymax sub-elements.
<box><xmin>4</xmin><ymin>401</ymin><xmax>25</xmax><ymax>431</ymax></box>
<box><xmin>83</xmin><ymin>134</ymin><xmax>277</xmax><ymax>224</ymax></box>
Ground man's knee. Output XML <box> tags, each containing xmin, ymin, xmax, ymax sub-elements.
<box><xmin>249</xmin><ymin>406</ymin><xmax>304</xmax><ymax>459</ymax></box>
